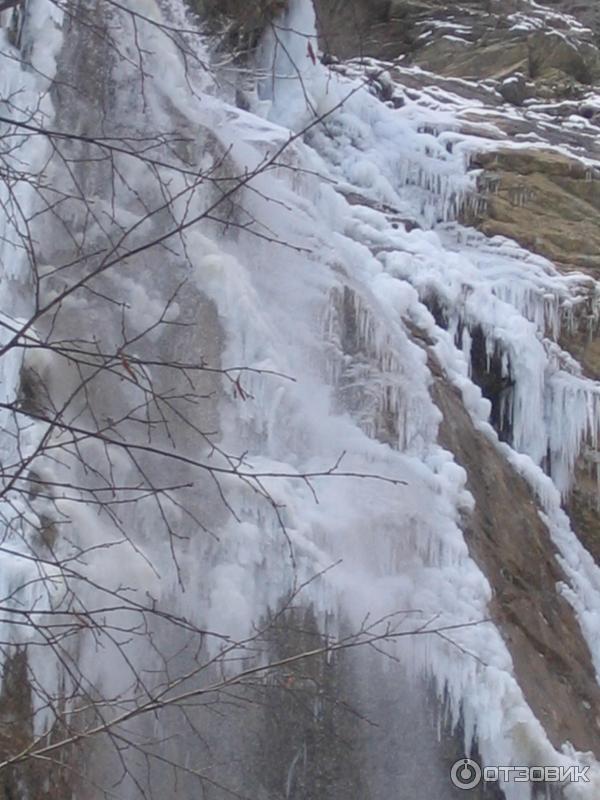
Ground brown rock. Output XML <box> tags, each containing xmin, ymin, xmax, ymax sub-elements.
<box><xmin>429</xmin><ymin>351</ymin><xmax>600</xmax><ymax>757</ymax></box>
<box><xmin>464</xmin><ymin>148</ymin><xmax>600</xmax><ymax>271</ymax></box>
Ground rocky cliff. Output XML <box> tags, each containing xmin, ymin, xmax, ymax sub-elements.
<box><xmin>314</xmin><ymin>0</ymin><xmax>600</xmax><ymax>537</ymax></box>
<box><xmin>1</xmin><ymin>0</ymin><xmax>600</xmax><ymax>798</ymax></box>
<box><xmin>311</xmin><ymin>0</ymin><xmax>600</xmax><ymax>780</ymax></box>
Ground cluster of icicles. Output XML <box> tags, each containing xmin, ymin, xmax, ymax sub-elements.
<box><xmin>1</xmin><ymin>0</ymin><xmax>600</xmax><ymax>798</ymax></box>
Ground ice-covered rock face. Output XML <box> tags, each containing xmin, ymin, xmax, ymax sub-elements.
<box><xmin>1</xmin><ymin>0</ymin><xmax>600</xmax><ymax>798</ymax></box>
<box><xmin>315</xmin><ymin>0</ymin><xmax>600</xmax><ymax>92</ymax></box>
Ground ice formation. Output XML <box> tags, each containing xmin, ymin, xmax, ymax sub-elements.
<box><xmin>0</xmin><ymin>0</ymin><xmax>600</xmax><ymax>797</ymax></box>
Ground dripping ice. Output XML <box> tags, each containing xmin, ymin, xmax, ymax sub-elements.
<box><xmin>1</xmin><ymin>0</ymin><xmax>600</xmax><ymax>797</ymax></box>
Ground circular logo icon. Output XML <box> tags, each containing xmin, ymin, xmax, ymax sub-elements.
<box><xmin>450</xmin><ymin>758</ymin><xmax>483</xmax><ymax>790</ymax></box>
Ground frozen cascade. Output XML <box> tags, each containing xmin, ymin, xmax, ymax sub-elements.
<box><xmin>0</xmin><ymin>0</ymin><xmax>66</xmax><ymax>740</ymax></box>
<box><xmin>0</xmin><ymin>0</ymin><xmax>600</xmax><ymax>798</ymax></box>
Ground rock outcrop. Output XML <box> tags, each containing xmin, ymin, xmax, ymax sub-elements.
<box><xmin>316</xmin><ymin>0</ymin><xmax>600</xmax><ymax>95</ymax></box>
<box><xmin>432</xmin><ymin>357</ymin><xmax>600</xmax><ymax>757</ymax></box>
<box><xmin>466</xmin><ymin>149</ymin><xmax>600</xmax><ymax>271</ymax></box>
<box><xmin>315</xmin><ymin>0</ymin><xmax>600</xmax><ymax>776</ymax></box>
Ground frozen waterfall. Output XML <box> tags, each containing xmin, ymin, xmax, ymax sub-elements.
<box><xmin>0</xmin><ymin>0</ymin><xmax>600</xmax><ymax>797</ymax></box>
